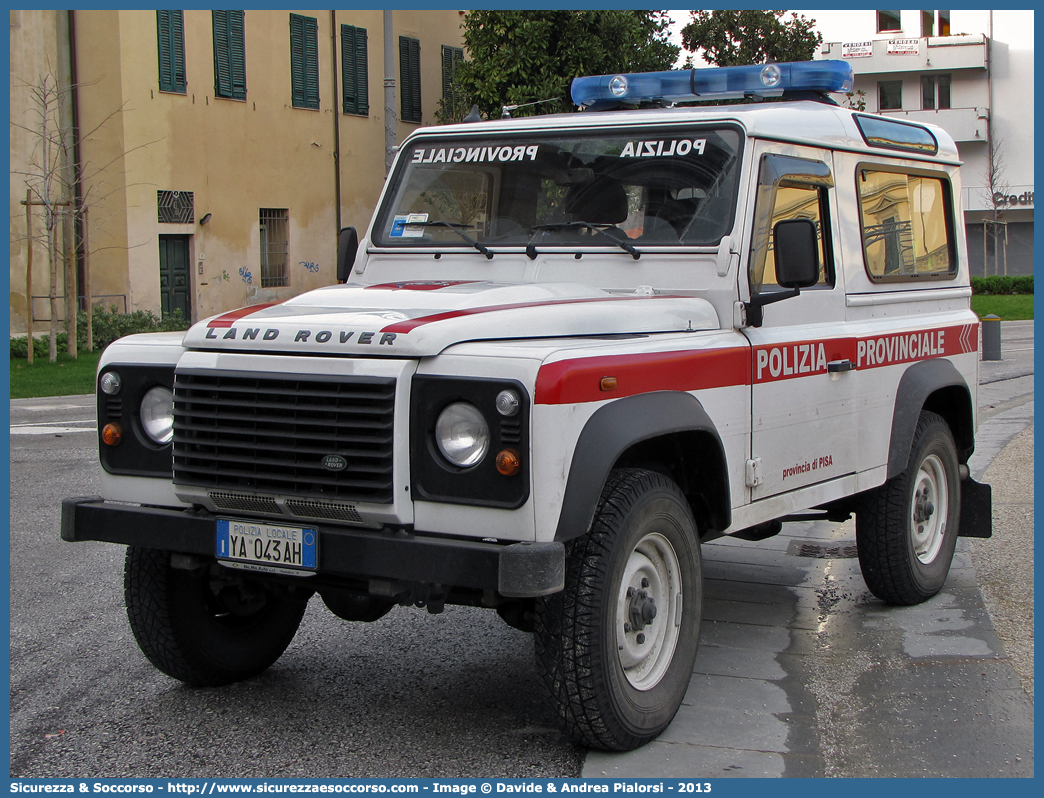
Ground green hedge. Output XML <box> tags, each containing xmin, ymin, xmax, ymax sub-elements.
<box><xmin>10</xmin><ymin>306</ymin><xmax>188</xmax><ymax>360</ymax></box>
<box><xmin>971</xmin><ymin>275</ymin><xmax>1034</xmax><ymax>295</ymax></box>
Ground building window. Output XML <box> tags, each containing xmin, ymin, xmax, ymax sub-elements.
<box><xmin>938</xmin><ymin>10</ymin><xmax>951</xmax><ymax>36</ymax></box>
<box><xmin>290</xmin><ymin>14</ymin><xmax>319</xmax><ymax>110</ymax></box>
<box><xmin>399</xmin><ymin>36</ymin><xmax>422</xmax><ymax>123</ymax></box>
<box><xmin>877</xmin><ymin>10</ymin><xmax>902</xmax><ymax>33</ymax></box>
<box><xmin>878</xmin><ymin>80</ymin><xmax>903</xmax><ymax>111</ymax></box>
<box><xmin>441</xmin><ymin>45</ymin><xmax>464</xmax><ymax>112</ymax></box>
<box><xmin>921</xmin><ymin>9</ymin><xmax>952</xmax><ymax>37</ymax></box>
<box><xmin>213</xmin><ymin>10</ymin><xmax>246</xmax><ymax>100</ymax></box>
<box><xmin>157</xmin><ymin>10</ymin><xmax>186</xmax><ymax>94</ymax></box>
<box><xmin>921</xmin><ymin>74</ymin><xmax>951</xmax><ymax>110</ymax></box>
<box><xmin>158</xmin><ymin>190</ymin><xmax>194</xmax><ymax>224</ymax></box>
<box><xmin>341</xmin><ymin>24</ymin><xmax>368</xmax><ymax>116</ymax></box>
<box><xmin>260</xmin><ymin>209</ymin><xmax>290</xmax><ymax>288</ymax></box>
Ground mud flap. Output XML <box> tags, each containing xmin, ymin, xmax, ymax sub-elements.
<box><xmin>958</xmin><ymin>478</ymin><xmax>993</xmax><ymax>538</ymax></box>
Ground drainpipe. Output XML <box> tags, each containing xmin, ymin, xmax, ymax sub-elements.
<box><xmin>383</xmin><ymin>10</ymin><xmax>397</xmax><ymax>175</ymax></box>
<box><xmin>330</xmin><ymin>11</ymin><xmax>342</xmax><ymax>236</ymax></box>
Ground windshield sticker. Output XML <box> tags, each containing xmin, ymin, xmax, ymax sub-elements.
<box><xmin>412</xmin><ymin>145</ymin><xmax>540</xmax><ymax>164</ymax></box>
<box><xmin>620</xmin><ymin>139</ymin><xmax>707</xmax><ymax>158</ymax></box>
<box><xmin>390</xmin><ymin>213</ymin><xmax>428</xmax><ymax>238</ymax></box>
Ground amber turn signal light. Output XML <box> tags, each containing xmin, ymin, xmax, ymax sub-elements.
<box><xmin>600</xmin><ymin>376</ymin><xmax>618</xmax><ymax>391</ymax></box>
<box><xmin>101</xmin><ymin>422</ymin><xmax>123</xmax><ymax>446</ymax></box>
<box><xmin>495</xmin><ymin>448</ymin><xmax>521</xmax><ymax>476</ymax></box>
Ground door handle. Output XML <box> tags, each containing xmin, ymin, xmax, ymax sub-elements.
<box><xmin>827</xmin><ymin>359</ymin><xmax>855</xmax><ymax>373</ymax></box>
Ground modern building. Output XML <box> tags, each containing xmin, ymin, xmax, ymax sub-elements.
<box><xmin>816</xmin><ymin>9</ymin><xmax>1034</xmax><ymax>276</ymax></box>
<box><xmin>10</xmin><ymin>9</ymin><xmax>466</xmax><ymax>335</ymax></box>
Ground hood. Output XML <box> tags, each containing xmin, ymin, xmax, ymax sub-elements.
<box><xmin>181</xmin><ymin>281</ymin><xmax>720</xmax><ymax>357</ymax></box>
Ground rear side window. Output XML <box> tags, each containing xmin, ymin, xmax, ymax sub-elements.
<box><xmin>857</xmin><ymin>167</ymin><xmax>956</xmax><ymax>281</ymax></box>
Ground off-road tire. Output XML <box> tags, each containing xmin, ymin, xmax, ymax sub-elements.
<box><xmin>535</xmin><ymin>468</ymin><xmax>702</xmax><ymax>751</ymax></box>
<box><xmin>124</xmin><ymin>547</ymin><xmax>309</xmax><ymax>686</ymax></box>
<box><xmin>857</xmin><ymin>411</ymin><xmax>961</xmax><ymax>605</ymax></box>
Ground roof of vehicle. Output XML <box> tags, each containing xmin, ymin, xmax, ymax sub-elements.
<box><xmin>406</xmin><ymin>101</ymin><xmax>961</xmax><ymax>166</ymax></box>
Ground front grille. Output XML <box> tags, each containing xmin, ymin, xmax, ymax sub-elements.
<box><xmin>173</xmin><ymin>372</ymin><xmax>395</xmax><ymax>504</ymax></box>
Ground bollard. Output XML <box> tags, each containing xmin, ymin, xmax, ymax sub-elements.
<box><xmin>981</xmin><ymin>314</ymin><xmax>1002</xmax><ymax>361</ymax></box>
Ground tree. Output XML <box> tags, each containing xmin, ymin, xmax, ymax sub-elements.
<box><xmin>12</xmin><ymin>72</ymin><xmax>154</xmax><ymax>360</ymax></box>
<box><xmin>680</xmin><ymin>10</ymin><xmax>823</xmax><ymax>68</ymax></box>
<box><xmin>438</xmin><ymin>10</ymin><xmax>679</xmax><ymax>123</ymax></box>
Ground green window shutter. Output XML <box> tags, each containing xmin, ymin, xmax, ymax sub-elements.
<box><xmin>213</xmin><ymin>10</ymin><xmax>246</xmax><ymax>100</ymax></box>
<box><xmin>399</xmin><ymin>36</ymin><xmax>421</xmax><ymax>123</ymax></box>
<box><xmin>441</xmin><ymin>45</ymin><xmax>463</xmax><ymax>104</ymax></box>
<box><xmin>341</xmin><ymin>24</ymin><xmax>368</xmax><ymax>116</ymax></box>
<box><xmin>157</xmin><ymin>10</ymin><xmax>186</xmax><ymax>94</ymax></box>
<box><xmin>290</xmin><ymin>13</ymin><xmax>319</xmax><ymax>110</ymax></box>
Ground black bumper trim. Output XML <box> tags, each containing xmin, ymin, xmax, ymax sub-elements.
<box><xmin>61</xmin><ymin>497</ymin><xmax>564</xmax><ymax>597</ymax></box>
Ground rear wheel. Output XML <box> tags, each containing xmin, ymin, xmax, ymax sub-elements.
<box><xmin>535</xmin><ymin>469</ymin><xmax>702</xmax><ymax>751</ymax></box>
<box><xmin>124</xmin><ymin>547</ymin><xmax>309</xmax><ymax>686</ymax></box>
<box><xmin>857</xmin><ymin>411</ymin><xmax>961</xmax><ymax>605</ymax></box>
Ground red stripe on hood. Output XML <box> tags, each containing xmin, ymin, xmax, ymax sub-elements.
<box><xmin>366</xmin><ymin>281</ymin><xmax>479</xmax><ymax>291</ymax></box>
<box><xmin>379</xmin><ymin>295</ymin><xmax>670</xmax><ymax>335</ymax></box>
<box><xmin>208</xmin><ymin>303</ymin><xmax>280</xmax><ymax>328</ymax></box>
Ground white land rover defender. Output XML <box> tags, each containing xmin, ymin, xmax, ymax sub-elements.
<box><xmin>63</xmin><ymin>61</ymin><xmax>992</xmax><ymax>751</ymax></box>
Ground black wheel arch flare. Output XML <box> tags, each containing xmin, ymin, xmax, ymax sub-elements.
<box><xmin>553</xmin><ymin>391</ymin><xmax>731</xmax><ymax>542</ymax></box>
<box><xmin>887</xmin><ymin>358</ymin><xmax>974</xmax><ymax>479</ymax></box>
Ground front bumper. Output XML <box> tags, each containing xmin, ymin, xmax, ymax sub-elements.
<box><xmin>61</xmin><ymin>497</ymin><xmax>564</xmax><ymax>598</ymax></box>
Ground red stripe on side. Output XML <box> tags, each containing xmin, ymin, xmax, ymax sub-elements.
<box><xmin>208</xmin><ymin>302</ymin><xmax>280</xmax><ymax>328</ymax></box>
<box><xmin>380</xmin><ymin>296</ymin><xmax>665</xmax><ymax>335</ymax></box>
<box><xmin>535</xmin><ymin>347</ymin><xmax>751</xmax><ymax>405</ymax></box>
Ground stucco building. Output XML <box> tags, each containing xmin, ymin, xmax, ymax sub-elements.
<box><xmin>10</xmin><ymin>9</ymin><xmax>466</xmax><ymax>334</ymax></box>
<box><xmin>815</xmin><ymin>9</ymin><xmax>1034</xmax><ymax>276</ymax></box>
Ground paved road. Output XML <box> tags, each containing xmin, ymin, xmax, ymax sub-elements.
<box><xmin>8</xmin><ymin>322</ymin><xmax>1034</xmax><ymax>778</ymax></box>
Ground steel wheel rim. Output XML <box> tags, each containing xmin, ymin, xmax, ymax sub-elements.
<box><xmin>911</xmin><ymin>453</ymin><xmax>948</xmax><ymax>564</ymax></box>
<box><xmin>615</xmin><ymin>530</ymin><xmax>683</xmax><ymax>691</ymax></box>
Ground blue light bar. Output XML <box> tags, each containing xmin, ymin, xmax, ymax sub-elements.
<box><xmin>571</xmin><ymin>60</ymin><xmax>854</xmax><ymax>108</ymax></box>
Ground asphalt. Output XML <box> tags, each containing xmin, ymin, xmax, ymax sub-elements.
<box><xmin>585</xmin><ymin>320</ymin><xmax>1035</xmax><ymax>778</ymax></box>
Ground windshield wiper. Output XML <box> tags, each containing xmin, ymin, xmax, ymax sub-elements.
<box><xmin>411</xmin><ymin>220</ymin><xmax>493</xmax><ymax>259</ymax></box>
<box><xmin>525</xmin><ymin>222</ymin><xmax>640</xmax><ymax>260</ymax></box>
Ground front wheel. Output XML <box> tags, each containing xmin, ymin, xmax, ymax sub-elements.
<box><xmin>535</xmin><ymin>469</ymin><xmax>702</xmax><ymax>751</ymax></box>
<box><xmin>857</xmin><ymin>411</ymin><xmax>961</xmax><ymax>605</ymax></box>
<box><xmin>124</xmin><ymin>547</ymin><xmax>310</xmax><ymax>686</ymax></box>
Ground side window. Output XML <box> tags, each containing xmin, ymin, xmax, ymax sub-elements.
<box><xmin>157</xmin><ymin>10</ymin><xmax>186</xmax><ymax>94</ymax></box>
<box><xmin>213</xmin><ymin>10</ymin><xmax>246</xmax><ymax>101</ymax></box>
<box><xmin>749</xmin><ymin>154</ymin><xmax>834</xmax><ymax>294</ymax></box>
<box><xmin>858</xmin><ymin>168</ymin><xmax>956</xmax><ymax>280</ymax></box>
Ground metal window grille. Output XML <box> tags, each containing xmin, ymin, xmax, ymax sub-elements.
<box><xmin>260</xmin><ymin>209</ymin><xmax>289</xmax><ymax>288</ymax></box>
<box><xmin>158</xmin><ymin>190</ymin><xmax>194</xmax><ymax>224</ymax></box>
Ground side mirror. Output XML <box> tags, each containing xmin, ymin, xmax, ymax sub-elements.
<box><xmin>336</xmin><ymin>227</ymin><xmax>359</xmax><ymax>283</ymax></box>
<box><xmin>773</xmin><ymin>218</ymin><xmax>820</xmax><ymax>289</ymax></box>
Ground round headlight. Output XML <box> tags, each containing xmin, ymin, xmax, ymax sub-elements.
<box><xmin>140</xmin><ymin>386</ymin><xmax>174</xmax><ymax>445</ymax></box>
<box><xmin>435</xmin><ymin>402</ymin><xmax>489</xmax><ymax>468</ymax></box>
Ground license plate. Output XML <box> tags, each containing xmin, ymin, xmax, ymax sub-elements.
<box><xmin>216</xmin><ymin>519</ymin><xmax>318</xmax><ymax>574</ymax></box>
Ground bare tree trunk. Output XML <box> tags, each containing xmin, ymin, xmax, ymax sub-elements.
<box><xmin>25</xmin><ymin>189</ymin><xmax>34</xmax><ymax>365</ymax></box>
<box><xmin>84</xmin><ymin>206</ymin><xmax>93</xmax><ymax>352</ymax></box>
<box><xmin>47</xmin><ymin>213</ymin><xmax>59</xmax><ymax>362</ymax></box>
<box><xmin>64</xmin><ymin>211</ymin><xmax>77</xmax><ymax>357</ymax></box>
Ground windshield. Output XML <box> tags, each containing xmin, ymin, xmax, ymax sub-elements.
<box><xmin>372</xmin><ymin>126</ymin><xmax>743</xmax><ymax>250</ymax></box>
